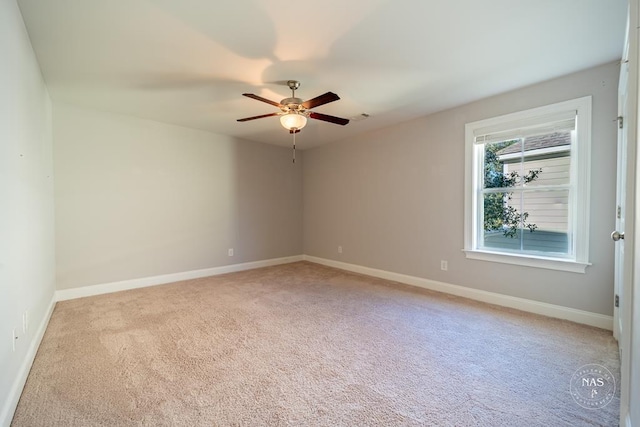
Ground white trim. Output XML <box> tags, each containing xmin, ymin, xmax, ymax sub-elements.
<box><xmin>1</xmin><ymin>296</ymin><xmax>56</xmax><ymax>427</ymax></box>
<box><xmin>303</xmin><ymin>255</ymin><xmax>612</xmax><ymax>330</ymax></box>
<box><xmin>55</xmin><ymin>255</ymin><xmax>303</xmax><ymax>301</ymax></box>
<box><xmin>3</xmin><ymin>256</ymin><xmax>302</xmax><ymax>425</ymax></box>
<box><xmin>1</xmin><ymin>254</ymin><xmax>613</xmax><ymax>426</ymax></box>
<box><xmin>464</xmin><ymin>249</ymin><xmax>590</xmax><ymax>273</ymax></box>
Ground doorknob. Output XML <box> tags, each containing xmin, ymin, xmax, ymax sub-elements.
<box><xmin>611</xmin><ymin>231</ymin><xmax>625</xmax><ymax>241</ymax></box>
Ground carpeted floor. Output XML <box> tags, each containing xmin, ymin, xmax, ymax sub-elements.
<box><xmin>12</xmin><ymin>261</ymin><xmax>619</xmax><ymax>426</ymax></box>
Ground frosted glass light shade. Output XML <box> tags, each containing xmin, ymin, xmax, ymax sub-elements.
<box><xmin>280</xmin><ymin>113</ymin><xmax>307</xmax><ymax>130</ymax></box>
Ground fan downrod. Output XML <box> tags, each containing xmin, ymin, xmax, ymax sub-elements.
<box><xmin>282</xmin><ymin>80</ymin><xmax>303</xmax><ymax>109</ymax></box>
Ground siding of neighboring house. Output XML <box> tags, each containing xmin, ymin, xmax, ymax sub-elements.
<box><xmin>503</xmin><ymin>153</ymin><xmax>571</xmax><ymax>232</ymax></box>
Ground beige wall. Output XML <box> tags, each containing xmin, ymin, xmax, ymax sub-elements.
<box><xmin>303</xmin><ymin>62</ymin><xmax>618</xmax><ymax>316</ymax></box>
<box><xmin>54</xmin><ymin>103</ymin><xmax>302</xmax><ymax>290</ymax></box>
<box><xmin>0</xmin><ymin>0</ymin><xmax>55</xmax><ymax>422</ymax></box>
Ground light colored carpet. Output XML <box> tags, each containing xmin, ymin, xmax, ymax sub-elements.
<box><xmin>12</xmin><ymin>261</ymin><xmax>619</xmax><ymax>426</ymax></box>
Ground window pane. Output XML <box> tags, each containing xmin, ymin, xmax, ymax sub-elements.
<box><xmin>483</xmin><ymin>228</ymin><xmax>524</xmax><ymax>251</ymax></box>
<box><xmin>482</xmin><ymin>191</ymin><xmax>524</xmax><ymax>251</ymax></box>
<box><xmin>484</xmin><ymin>140</ymin><xmax>522</xmax><ymax>189</ymax></box>
<box><xmin>491</xmin><ymin>131</ymin><xmax>572</xmax><ymax>189</ymax></box>
<box><xmin>521</xmin><ymin>155</ymin><xmax>571</xmax><ymax>187</ymax></box>
<box><xmin>521</xmin><ymin>189</ymin><xmax>569</xmax><ymax>254</ymax></box>
<box><xmin>519</xmin><ymin>131</ymin><xmax>572</xmax><ymax>188</ymax></box>
<box><xmin>481</xmin><ymin>189</ymin><xmax>570</xmax><ymax>255</ymax></box>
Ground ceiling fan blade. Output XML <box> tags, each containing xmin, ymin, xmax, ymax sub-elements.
<box><xmin>242</xmin><ymin>93</ymin><xmax>281</xmax><ymax>107</ymax></box>
<box><xmin>237</xmin><ymin>112</ymin><xmax>279</xmax><ymax>122</ymax></box>
<box><xmin>301</xmin><ymin>92</ymin><xmax>340</xmax><ymax>109</ymax></box>
<box><xmin>309</xmin><ymin>112</ymin><xmax>350</xmax><ymax>126</ymax></box>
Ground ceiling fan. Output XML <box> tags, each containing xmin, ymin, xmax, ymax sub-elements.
<box><xmin>237</xmin><ymin>80</ymin><xmax>350</xmax><ymax>133</ymax></box>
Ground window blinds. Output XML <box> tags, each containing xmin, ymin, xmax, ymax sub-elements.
<box><xmin>473</xmin><ymin>110</ymin><xmax>577</xmax><ymax>144</ymax></box>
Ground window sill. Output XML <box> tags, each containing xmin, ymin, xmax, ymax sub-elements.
<box><xmin>463</xmin><ymin>249</ymin><xmax>590</xmax><ymax>273</ymax></box>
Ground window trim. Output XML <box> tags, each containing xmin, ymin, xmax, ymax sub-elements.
<box><xmin>463</xmin><ymin>96</ymin><xmax>592</xmax><ymax>273</ymax></box>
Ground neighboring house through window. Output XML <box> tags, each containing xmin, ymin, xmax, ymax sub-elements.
<box><xmin>464</xmin><ymin>97</ymin><xmax>592</xmax><ymax>273</ymax></box>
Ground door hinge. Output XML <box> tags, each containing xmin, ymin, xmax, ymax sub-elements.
<box><xmin>617</xmin><ymin>205</ymin><xmax>622</xmax><ymax>219</ymax></box>
<box><xmin>618</xmin><ymin>116</ymin><xmax>624</xmax><ymax>129</ymax></box>
<box><xmin>615</xmin><ymin>294</ymin><xmax>620</xmax><ymax>308</ymax></box>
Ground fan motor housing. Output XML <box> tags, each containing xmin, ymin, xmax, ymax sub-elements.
<box><xmin>280</xmin><ymin>97</ymin><xmax>305</xmax><ymax>112</ymax></box>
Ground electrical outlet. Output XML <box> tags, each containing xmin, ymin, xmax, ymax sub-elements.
<box><xmin>338</xmin><ymin>246</ymin><xmax>343</xmax><ymax>254</ymax></box>
<box><xmin>440</xmin><ymin>260</ymin><xmax>448</xmax><ymax>271</ymax></box>
<box><xmin>228</xmin><ymin>248</ymin><xmax>234</xmax><ymax>257</ymax></box>
<box><xmin>23</xmin><ymin>310</ymin><xmax>28</xmax><ymax>334</ymax></box>
<box><xmin>12</xmin><ymin>329</ymin><xmax>17</xmax><ymax>352</ymax></box>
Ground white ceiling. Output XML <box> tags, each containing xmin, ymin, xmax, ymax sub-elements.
<box><xmin>17</xmin><ymin>0</ymin><xmax>627</xmax><ymax>149</ymax></box>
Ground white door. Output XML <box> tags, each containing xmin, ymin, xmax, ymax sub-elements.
<box><xmin>613</xmin><ymin>40</ymin><xmax>629</xmax><ymax>343</ymax></box>
<box><xmin>617</xmin><ymin>2</ymin><xmax>638</xmax><ymax>424</ymax></box>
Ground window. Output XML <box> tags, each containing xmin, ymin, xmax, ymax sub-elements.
<box><xmin>464</xmin><ymin>97</ymin><xmax>592</xmax><ymax>273</ymax></box>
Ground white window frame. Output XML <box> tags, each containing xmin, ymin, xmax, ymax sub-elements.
<box><xmin>464</xmin><ymin>96</ymin><xmax>592</xmax><ymax>273</ymax></box>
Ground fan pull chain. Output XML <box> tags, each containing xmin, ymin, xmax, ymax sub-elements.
<box><xmin>292</xmin><ymin>131</ymin><xmax>296</xmax><ymax>163</ymax></box>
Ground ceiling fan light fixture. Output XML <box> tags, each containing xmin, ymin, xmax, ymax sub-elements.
<box><xmin>280</xmin><ymin>112</ymin><xmax>307</xmax><ymax>131</ymax></box>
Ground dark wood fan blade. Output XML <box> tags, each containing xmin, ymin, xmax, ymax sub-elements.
<box><xmin>237</xmin><ymin>112</ymin><xmax>279</xmax><ymax>122</ymax></box>
<box><xmin>309</xmin><ymin>112</ymin><xmax>349</xmax><ymax>126</ymax></box>
<box><xmin>301</xmin><ymin>92</ymin><xmax>340</xmax><ymax>109</ymax></box>
<box><xmin>242</xmin><ymin>93</ymin><xmax>281</xmax><ymax>107</ymax></box>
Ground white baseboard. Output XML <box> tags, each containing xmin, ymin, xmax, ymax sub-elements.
<box><xmin>50</xmin><ymin>253</ymin><xmax>613</xmax><ymax>329</ymax></box>
<box><xmin>1</xmin><ymin>254</ymin><xmax>616</xmax><ymax>426</ymax></box>
<box><xmin>1</xmin><ymin>296</ymin><xmax>56</xmax><ymax>427</ymax></box>
<box><xmin>4</xmin><ymin>254</ymin><xmax>613</xmax><ymax>427</ymax></box>
<box><xmin>55</xmin><ymin>255</ymin><xmax>304</xmax><ymax>301</ymax></box>
<box><xmin>303</xmin><ymin>255</ymin><xmax>613</xmax><ymax>330</ymax></box>
<box><xmin>3</xmin><ymin>255</ymin><xmax>302</xmax><ymax>425</ymax></box>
